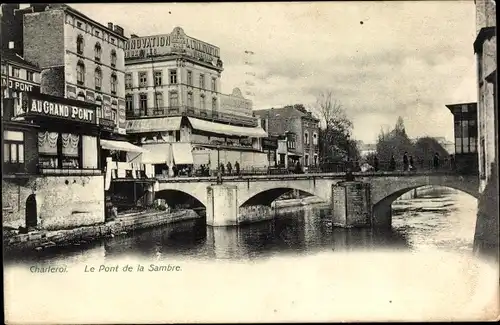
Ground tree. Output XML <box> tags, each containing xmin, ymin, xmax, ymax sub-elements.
<box><xmin>313</xmin><ymin>90</ymin><xmax>359</xmax><ymax>165</ymax></box>
<box><xmin>375</xmin><ymin>116</ymin><xmax>414</xmax><ymax>168</ymax></box>
<box><xmin>414</xmin><ymin>137</ymin><xmax>449</xmax><ymax>168</ymax></box>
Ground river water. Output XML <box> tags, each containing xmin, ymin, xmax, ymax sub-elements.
<box><xmin>5</xmin><ymin>186</ymin><xmax>479</xmax><ymax>264</ymax></box>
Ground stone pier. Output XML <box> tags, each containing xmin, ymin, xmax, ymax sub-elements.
<box><xmin>331</xmin><ymin>181</ymin><xmax>372</xmax><ymax>228</ymax></box>
<box><xmin>206</xmin><ymin>184</ymin><xmax>239</xmax><ymax>226</ymax></box>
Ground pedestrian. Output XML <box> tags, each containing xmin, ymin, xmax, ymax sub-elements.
<box><xmin>403</xmin><ymin>151</ymin><xmax>409</xmax><ymax>171</ymax></box>
<box><xmin>165</xmin><ymin>164</ymin><xmax>170</xmax><ymax>177</ymax></box>
<box><xmin>172</xmin><ymin>165</ymin><xmax>177</xmax><ymax>177</ymax></box>
<box><xmin>220</xmin><ymin>163</ymin><xmax>225</xmax><ymax>175</ymax></box>
<box><xmin>373</xmin><ymin>155</ymin><xmax>379</xmax><ymax>172</ymax></box>
<box><xmin>433</xmin><ymin>152</ymin><xmax>440</xmax><ymax>170</ymax></box>
<box><xmin>295</xmin><ymin>160</ymin><xmax>302</xmax><ymax>174</ymax></box>
<box><xmin>409</xmin><ymin>155</ymin><xmax>415</xmax><ymax>171</ymax></box>
<box><xmin>226</xmin><ymin>161</ymin><xmax>232</xmax><ymax>175</ymax></box>
<box><xmin>235</xmin><ymin>161</ymin><xmax>240</xmax><ymax>175</ymax></box>
<box><xmin>389</xmin><ymin>155</ymin><xmax>396</xmax><ymax>171</ymax></box>
<box><xmin>450</xmin><ymin>155</ymin><xmax>455</xmax><ymax>170</ymax></box>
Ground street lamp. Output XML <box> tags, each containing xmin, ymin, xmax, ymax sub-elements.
<box><xmin>216</xmin><ymin>145</ymin><xmax>222</xmax><ymax>184</ymax></box>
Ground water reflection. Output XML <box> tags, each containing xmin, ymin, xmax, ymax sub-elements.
<box><xmin>4</xmin><ymin>188</ymin><xmax>478</xmax><ymax>265</ymax></box>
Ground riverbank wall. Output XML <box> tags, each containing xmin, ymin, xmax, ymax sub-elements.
<box><xmin>4</xmin><ymin>209</ymin><xmax>201</xmax><ymax>254</ymax></box>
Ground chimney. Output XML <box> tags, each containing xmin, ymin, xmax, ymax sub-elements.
<box><xmin>107</xmin><ymin>22</ymin><xmax>114</xmax><ymax>30</ymax></box>
<box><xmin>113</xmin><ymin>25</ymin><xmax>124</xmax><ymax>36</ymax></box>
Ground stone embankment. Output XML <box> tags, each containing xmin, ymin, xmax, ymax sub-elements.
<box><xmin>4</xmin><ymin>209</ymin><xmax>201</xmax><ymax>254</ymax></box>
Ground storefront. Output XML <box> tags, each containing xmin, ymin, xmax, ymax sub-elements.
<box><xmin>22</xmin><ymin>92</ymin><xmax>101</xmax><ymax>174</ymax></box>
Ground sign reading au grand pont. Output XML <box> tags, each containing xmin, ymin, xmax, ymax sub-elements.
<box><xmin>125</xmin><ymin>27</ymin><xmax>220</xmax><ymax>64</ymax></box>
<box><xmin>25</xmin><ymin>96</ymin><xmax>96</xmax><ymax>124</ymax></box>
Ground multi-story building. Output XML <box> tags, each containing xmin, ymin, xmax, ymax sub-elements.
<box><xmin>21</xmin><ymin>3</ymin><xmax>128</xmax><ymax>139</ymax></box>
<box><xmin>254</xmin><ymin>104</ymin><xmax>320</xmax><ymax>168</ymax></box>
<box><xmin>474</xmin><ymin>0</ymin><xmax>497</xmax><ymax>192</ymax></box>
<box><xmin>124</xmin><ymin>27</ymin><xmax>268</xmax><ymax>175</ymax></box>
<box><xmin>445</xmin><ymin>102</ymin><xmax>478</xmax><ymax>174</ymax></box>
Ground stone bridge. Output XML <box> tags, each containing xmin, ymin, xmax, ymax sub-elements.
<box><xmin>152</xmin><ymin>171</ymin><xmax>479</xmax><ymax>227</ymax></box>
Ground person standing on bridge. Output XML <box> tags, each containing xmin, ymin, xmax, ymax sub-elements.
<box><xmin>433</xmin><ymin>152</ymin><xmax>440</xmax><ymax>170</ymax></box>
<box><xmin>373</xmin><ymin>155</ymin><xmax>379</xmax><ymax>172</ymax></box>
<box><xmin>235</xmin><ymin>161</ymin><xmax>240</xmax><ymax>176</ymax></box>
<box><xmin>403</xmin><ymin>152</ymin><xmax>409</xmax><ymax>171</ymax></box>
<box><xmin>409</xmin><ymin>155</ymin><xmax>415</xmax><ymax>171</ymax></box>
<box><xmin>227</xmin><ymin>161</ymin><xmax>232</xmax><ymax>175</ymax></box>
<box><xmin>220</xmin><ymin>163</ymin><xmax>225</xmax><ymax>175</ymax></box>
<box><xmin>389</xmin><ymin>155</ymin><xmax>396</xmax><ymax>171</ymax></box>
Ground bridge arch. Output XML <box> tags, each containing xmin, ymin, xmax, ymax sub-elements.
<box><xmin>239</xmin><ymin>187</ymin><xmax>327</xmax><ymax>207</ymax></box>
<box><xmin>155</xmin><ymin>189</ymin><xmax>206</xmax><ymax>209</ymax></box>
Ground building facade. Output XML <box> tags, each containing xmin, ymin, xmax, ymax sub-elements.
<box><xmin>21</xmin><ymin>4</ymin><xmax>128</xmax><ymax>137</ymax></box>
<box><xmin>254</xmin><ymin>105</ymin><xmax>320</xmax><ymax>168</ymax></box>
<box><xmin>124</xmin><ymin>27</ymin><xmax>268</xmax><ymax>175</ymax></box>
<box><xmin>446</xmin><ymin>102</ymin><xmax>479</xmax><ymax>174</ymax></box>
<box><xmin>474</xmin><ymin>0</ymin><xmax>497</xmax><ymax>192</ymax></box>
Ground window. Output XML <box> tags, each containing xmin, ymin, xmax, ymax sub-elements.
<box><xmin>13</xmin><ymin>67</ymin><xmax>20</xmax><ymax>78</ymax></box>
<box><xmin>199</xmin><ymin>74</ymin><xmax>205</xmax><ymax>88</ymax></box>
<box><xmin>110</xmin><ymin>73</ymin><xmax>117</xmax><ymax>94</ymax></box>
<box><xmin>154</xmin><ymin>71</ymin><xmax>162</xmax><ymax>86</ymax></box>
<box><xmin>200</xmin><ymin>94</ymin><xmax>205</xmax><ymax>110</ymax></box>
<box><xmin>27</xmin><ymin>71</ymin><xmax>34</xmax><ymax>81</ymax></box>
<box><xmin>169</xmin><ymin>91</ymin><xmax>179</xmax><ymax>107</ymax></box>
<box><xmin>61</xmin><ymin>133</ymin><xmax>81</xmax><ymax>168</ymax></box>
<box><xmin>94</xmin><ymin>43</ymin><xmax>102</xmax><ymax>61</ymax></box>
<box><xmin>125</xmin><ymin>73</ymin><xmax>132</xmax><ymax>89</ymax></box>
<box><xmin>261</xmin><ymin>118</ymin><xmax>267</xmax><ymax>131</ymax></box>
<box><xmin>312</xmin><ymin>132</ymin><xmax>318</xmax><ymax>145</ymax></box>
<box><xmin>154</xmin><ymin>92</ymin><xmax>163</xmax><ymax>109</ymax></box>
<box><xmin>461</xmin><ymin>104</ymin><xmax>468</xmax><ymax>113</ymax></box>
<box><xmin>94</xmin><ymin>67</ymin><xmax>102</xmax><ymax>90</ymax></box>
<box><xmin>211</xmin><ymin>77</ymin><xmax>217</xmax><ymax>92</ymax></box>
<box><xmin>76</xmin><ymin>60</ymin><xmax>85</xmax><ymax>85</ymax></box>
<box><xmin>95</xmin><ymin>30</ymin><xmax>100</xmax><ymax>37</ymax></box>
<box><xmin>139</xmin><ymin>72</ymin><xmax>147</xmax><ymax>87</ymax></box>
<box><xmin>125</xmin><ymin>94</ymin><xmax>134</xmax><ymax>112</ymax></box>
<box><xmin>38</xmin><ymin>131</ymin><xmax>59</xmax><ymax>168</ymax></box>
<box><xmin>169</xmin><ymin>69</ymin><xmax>177</xmax><ymax>84</ymax></box>
<box><xmin>110</xmin><ymin>50</ymin><xmax>117</xmax><ymax>67</ymax></box>
<box><xmin>77</xmin><ymin>21</ymin><xmax>82</xmax><ymax>29</ymax></box>
<box><xmin>110</xmin><ymin>38</ymin><xmax>115</xmax><ymax>45</ymax></box>
<box><xmin>305</xmin><ymin>154</ymin><xmax>309</xmax><ymax>166</ymax></box>
<box><xmin>187</xmin><ymin>92</ymin><xmax>193</xmax><ymax>107</ymax></box>
<box><xmin>187</xmin><ymin>70</ymin><xmax>192</xmax><ymax>85</ymax></box>
<box><xmin>77</xmin><ymin>35</ymin><xmax>84</xmax><ymax>54</ymax></box>
<box><xmin>3</xmin><ymin>131</ymin><xmax>24</xmax><ymax>165</ymax></box>
<box><xmin>1</xmin><ymin>65</ymin><xmax>6</xmax><ymax>75</ymax></box>
<box><xmin>212</xmin><ymin>97</ymin><xmax>217</xmax><ymax>111</ymax></box>
<box><xmin>304</xmin><ymin>131</ymin><xmax>309</xmax><ymax>145</ymax></box>
<box><xmin>139</xmin><ymin>93</ymin><xmax>148</xmax><ymax>115</ymax></box>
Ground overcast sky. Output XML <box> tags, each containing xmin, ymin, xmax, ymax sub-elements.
<box><xmin>40</xmin><ymin>2</ymin><xmax>477</xmax><ymax>143</ymax></box>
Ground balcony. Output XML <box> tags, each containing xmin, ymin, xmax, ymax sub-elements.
<box><xmin>126</xmin><ymin>105</ymin><xmax>258</xmax><ymax>127</ymax></box>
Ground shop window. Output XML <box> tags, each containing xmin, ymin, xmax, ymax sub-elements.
<box><xmin>61</xmin><ymin>133</ymin><xmax>81</xmax><ymax>168</ymax></box>
<box><xmin>94</xmin><ymin>42</ymin><xmax>102</xmax><ymax>61</ymax></box>
<box><xmin>77</xmin><ymin>34</ymin><xmax>84</xmax><ymax>54</ymax></box>
<box><xmin>38</xmin><ymin>131</ymin><xmax>59</xmax><ymax>168</ymax></box>
<box><xmin>77</xmin><ymin>60</ymin><xmax>85</xmax><ymax>85</ymax></box>
<box><xmin>3</xmin><ymin>131</ymin><xmax>24</xmax><ymax>167</ymax></box>
<box><xmin>110</xmin><ymin>50</ymin><xmax>117</xmax><ymax>67</ymax></box>
<box><xmin>94</xmin><ymin>67</ymin><xmax>102</xmax><ymax>90</ymax></box>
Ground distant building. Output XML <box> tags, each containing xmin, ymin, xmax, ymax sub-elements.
<box><xmin>254</xmin><ymin>105</ymin><xmax>320</xmax><ymax>168</ymax></box>
<box><xmin>357</xmin><ymin>141</ymin><xmax>376</xmax><ymax>158</ymax></box>
<box><xmin>474</xmin><ymin>0</ymin><xmax>497</xmax><ymax>192</ymax></box>
<box><xmin>446</xmin><ymin>102</ymin><xmax>478</xmax><ymax>174</ymax></box>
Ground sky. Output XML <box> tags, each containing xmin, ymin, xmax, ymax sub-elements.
<box><xmin>29</xmin><ymin>2</ymin><xmax>478</xmax><ymax>143</ymax></box>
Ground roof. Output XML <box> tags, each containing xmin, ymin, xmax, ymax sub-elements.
<box><xmin>254</xmin><ymin>106</ymin><xmax>320</xmax><ymax>122</ymax></box>
<box><xmin>1</xmin><ymin>49</ymin><xmax>41</xmax><ymax>71</ymax></box>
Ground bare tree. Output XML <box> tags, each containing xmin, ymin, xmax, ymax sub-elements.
<box><xmin>314</xmin><ymin>90</ymin><xmax>348</xmax><ymax>129</ymax></box>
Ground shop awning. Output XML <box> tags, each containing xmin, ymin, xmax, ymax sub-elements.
<box><xmin>100</xmin><ymin>139</ymin><xmax>148</xmax><ymax>153</ymax></box>
<box><xmin>139</xmin><ymin>143</ymin><xmax>172</xmax><ymax>164</ymax></box>
<box><xmin>171</xmin><ymin>143</ymin><xmax>194</xmax><ymax>165</ymax></box>
<box><xmin>187</xmin><ymin>117</ymin><xmax>268</xmax><ymax>138</ymax></box>
<box><xmin>288</xmin><ymin>152</ymin><xmax>303</xmax><ymax>157</ymax></box>
<box><xmin>126</xmin><ymin>116</ymin><xmax>182</xmax><ymax>133</ymax></box>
